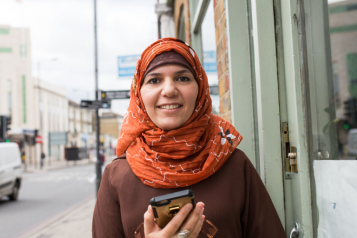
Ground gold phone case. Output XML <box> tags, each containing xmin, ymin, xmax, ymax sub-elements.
<box><xmin>150</xmin><ymin>190</ymin><xmax>195</xmax><ymax>228</ymax></box>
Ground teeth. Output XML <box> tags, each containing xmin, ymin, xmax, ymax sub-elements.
<box><xmin>159</xmin><ymin>105</ymin><xmax>181</xmax><ymax>109</ymax></box>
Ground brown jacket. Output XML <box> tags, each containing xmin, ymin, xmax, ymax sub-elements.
<box><xmin>92</xmin><ymin>149</ymin><xmax>286</xmax><ymax>238</ymax></box>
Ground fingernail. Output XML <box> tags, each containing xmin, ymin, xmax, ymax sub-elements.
<box><xmin>185</xmin><ymin>203</ymin><xmax>193</xmax><ymax>211</ymax></box>
<box><xmin>148</xmin><ymin>205</ymin><xmax>151</xmax><ymax>214</ymax></box>
<box><xmin>198</xmin><ymin>202</ymin><xmax>205</xmax><ymax>210</ymax></box>
<box><xmin>202</xmin><ymin>215</ymin><xmax>206</xmax><ymax>221</ymax></box>
<box><xmin>201</xmin><ymin>207</ymin><xmax>204</xmax><ymax>214</ymax></box>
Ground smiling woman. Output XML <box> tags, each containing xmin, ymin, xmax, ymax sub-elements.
<box><xmin>92</xmin><ymin>38</ymin><xmax>286</xmax><ymax>238</ymax></box>
<box><xmin>141</xmin><ymin>55</ymin><xmax>199</xmax><ymax>130</ymax></box>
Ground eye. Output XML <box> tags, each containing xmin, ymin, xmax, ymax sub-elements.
<box><xmin>147</xmin><ymin>78</ymin><xmax>160</xmax><ymax>84</ymax></box>
<box><xmin>176</xmin><ymin>76</ymin><xmax>191</xmax><ymax>82</ymax></box>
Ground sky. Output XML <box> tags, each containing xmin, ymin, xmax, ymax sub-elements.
<box><xmin>0</xmin><ymin>0</ymin><xmax>219</xmax><ymax>115</ymax></box>
<box><xmin>0</xmin><ymin>0</ymin><xmax>341</xmax><ymax>115</ymax></box>
<box><xmin>0</xmin><ymin>0</ymin><xmax>160</xmax><ymax>115</ymax></box>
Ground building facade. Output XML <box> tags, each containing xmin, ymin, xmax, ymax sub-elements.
<box><xmin>90</xmin><ymin>111</ymin><xmax>123</xmax><ymax>156</ymax></box>
<box><xmin>67</xmin><ymin>100</ymin><xmax>95</xmax><ymax>150</ymax></box>
<box><xmin>0</xmin><ymin>25</ymin><xmax>37</xmax><ymax>165</ymax></box>
<box><xmin>34</xmin><ymin>78</ymin><xmax>68</xmax><ymax>162</ymax></box>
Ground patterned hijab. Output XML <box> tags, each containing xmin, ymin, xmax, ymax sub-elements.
<box><xmin>116</xmin><ymin>38</ymin><xmax>243</xmax><ymax>188</ymax></box>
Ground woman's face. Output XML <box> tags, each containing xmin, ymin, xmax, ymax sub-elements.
<box><xmin>140</xmin><ymin>64</ymin><xmax>198</xmax><ymax>131</ymax></box>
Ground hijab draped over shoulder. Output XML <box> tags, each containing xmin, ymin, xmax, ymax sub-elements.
<box><xmin>116</xmin><ymin>37</ymin><xmax>243</xmax><ymax>188</ymax></box>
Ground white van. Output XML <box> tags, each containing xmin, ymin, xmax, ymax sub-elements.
<box><xmin>0</xmin><ymin>142</ymin><xmax>22</xmax><ymax>200</ymax></box>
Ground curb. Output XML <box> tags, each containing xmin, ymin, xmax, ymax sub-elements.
<box><xmin>17</xmin><ymin>196</ymin><xmax>96</xmax><ymax>238</ymax></box>
<box><xmin>23</xmin><ymin>160</ymin><xmax>94</xmax><ymax>174</ymax></box>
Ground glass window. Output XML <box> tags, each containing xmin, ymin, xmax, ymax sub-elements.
<box><xmin>201</xmin><ymin>1</ymin><xmax>219</xmax><ymax>115</ymax></box>
<box><xmin>178</xmin><ymin>5</ymin><xmax>186</xmax><ymax>41</ymax></box>
<box><xmin>76</xmin><ymin>109</ymin><xmax>80</xmax><ymax>121</ymax></box>
<box><xmin>69</xmin><ymin>121</ymin><xmax>74</xmax><ymax>133</ymax></box>
<box><xmin>20</xmin><ymin>44</ymin><xmax>26</xmax><ymax>57</ymax></box>
<box><xmin>76</xmin><ymin>122</ymin><xmax>81</xmax><ymax>133</ymax></box>
<box><xmin>69</xmin><ymin>107</ymin><xmax>74</xmax><ymax>119</ymax></box>
<box><xmin>329</xmin><ymin>1</ymin><xmax>357</xmax><ymax>159</ymax></box>
<box><xmin>332</xmin><ymin>62</ymin><xmax>340</xmax><ymax>107</ymax></box>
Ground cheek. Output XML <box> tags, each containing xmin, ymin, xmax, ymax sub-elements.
<box><xmin>140</xmin><ymin>88</ymin><xmax>155</xmax><ymax>112</ymax></box>
<box><xmin>185</xmin><ymin>86</ymin><xmax>199</xmax><ymax>111</ymax></box>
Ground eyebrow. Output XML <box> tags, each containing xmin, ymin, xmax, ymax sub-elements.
<box><xmin>146</xmin><ymin>69</ymin><xmax>192</xmax><ymax>77</ymax></box>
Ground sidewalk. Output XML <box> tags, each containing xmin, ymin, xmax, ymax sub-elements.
<box><xmin>19</xmin><ymin>155</ymin><xmax>116</xmax><ymax>237</ymax></box>
<box><xmin>23</xmin><ymin>158</ymin><xmax>94</xmax><ymax>173</ymax></box>
<box><xmin>24</xmin><ymin>198</ymin><xmax>96</xmax><ymax>238</ymax></box>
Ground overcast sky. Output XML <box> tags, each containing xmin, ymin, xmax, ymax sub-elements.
<box><xmin>0</xmin><ymin>0</ymin><xmax>343</xmax><ymax>115</ymax></box>
<box><xmin>0</xmin><ymin>0</ymin><xmax>219</xmax><ymax>115</ymax></box>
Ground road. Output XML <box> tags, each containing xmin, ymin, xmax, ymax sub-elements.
<box><xmin>0</xmin><ymin>164</ymin><xmax>96</xmax><ymax>238</ymax></box>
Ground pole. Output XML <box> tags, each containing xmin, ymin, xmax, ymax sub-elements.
<box><xmin>38</xmin><ymin>62</ymin><xmax>41</xmax><ymax>169</ymax></box>
<box><xmin>94</xmin><ymin>0</ymin><xmax>102</xmax><ymax>195</ymax></box>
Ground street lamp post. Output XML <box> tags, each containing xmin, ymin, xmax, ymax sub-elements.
<box><xmin>37</xmin><ymin>58</ymin><xmax>57</xmax><ymax>168</ymax></box>
<box><xmin>94</xmin><ymin>0</ymin><xmax>102</xmax><ymax>195</ymax></box>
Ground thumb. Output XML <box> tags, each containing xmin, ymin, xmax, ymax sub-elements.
<box><xmin>144</xmin><ymin>205</ymin><xmax>159</xmax><ymax>235</ymax></box>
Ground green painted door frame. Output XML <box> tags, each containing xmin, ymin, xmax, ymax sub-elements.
<box><xmin>225</xmin><ymin>0</ymin><xmax>337</xmax><ymax>237</ymax></box>
<box><xmin>189</xmin><ymin>0</ymin><xmax>336</xmax><ymax>236</ymax></box>
<box><xmin>225</xmin><ymin>0</ymin><xmax>286</xmax><ymax>229</ymax></box>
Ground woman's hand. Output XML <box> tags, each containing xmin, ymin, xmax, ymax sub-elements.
<box><xmin>144</xmin><ymin>202</ymin><xmax>205</xmax><ymax>238</ymax></box>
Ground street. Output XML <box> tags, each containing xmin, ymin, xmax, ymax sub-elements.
<box><xmin>0</xmin><ymin>164</ymin><xmax>96</xmax><ymax>238</ymax></box>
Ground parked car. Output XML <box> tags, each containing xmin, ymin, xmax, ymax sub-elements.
<box><xmin>347</xmin><ymin>129</ymin><xmax>357</xmax><ymax>160</ymax></box>
<box><xmin>0</xmin><ymin>142</ymin><xmax>22</xmax><ymax>200</ymax></box>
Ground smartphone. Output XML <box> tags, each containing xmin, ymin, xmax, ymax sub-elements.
<box><xmin>150</xmin><ymin>190</ymin><xmax>195</xmax><ymax>228</ymax></box>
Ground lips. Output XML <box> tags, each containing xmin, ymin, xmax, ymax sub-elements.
<box><xmin>157</xmin><ymin>104</ymin><xmax>182</xmax><ymax>109</ymax></box>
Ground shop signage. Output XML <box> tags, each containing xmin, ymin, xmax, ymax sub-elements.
<box><xmin>101</xmin><ymin>90</ymin><xmax>130</xmax><ymax>100</ymax></box>
<box><xmin>35</xmin><ymin>135</ymin><xmax>43</xmax><ymax>144</ymax></box>
<box><xmin>117</xmin><ymin>51</ymin><xmax>217</xmax><ymax>77</ymax></box>
<box><xmin>117</xmin><ymin>55</ymin><xmax>140</xmax><ymax>77</ymax></box>
<box><xmin>49</xmin><ymin>132</ymin><xmax>67</xmax><ymax>146</ymax></box>
<box><xmin>203</xmin><ymin>51</ymin><xmax>217</xmax><ymax>73</ymax></box>
<box><xmin>80</xmin><ymin>100</ymin><xmax>111</xmax><ymax>109</ymax></box>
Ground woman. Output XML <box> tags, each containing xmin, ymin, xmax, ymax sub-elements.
<box><xmin>92</xmin><ymin>38</ymin><xmax>286</xmax><ymax>238</ymax></box>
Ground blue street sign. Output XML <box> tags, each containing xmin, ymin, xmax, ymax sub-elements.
<box><xmin>118</xmin><ymin>55</ymin><xmax>140</xmax><ymax>77</ymax></box>
<box><xmin>203</xmin><ymin>51</ymin><xmax>217</xmax><ymax>73</ymax></box>
<box><xmin>117</xmin><ymin>51</ymin><xmax>217</xmax><ymax>77</ymax></box>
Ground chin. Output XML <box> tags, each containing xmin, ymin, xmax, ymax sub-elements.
<box><xmin>157</xmin><ymin>121</ymin><xmax>183</xmax><ymax>131</ymax></box>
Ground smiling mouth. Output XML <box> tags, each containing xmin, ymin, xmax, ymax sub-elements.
<box><xmin>157</xmin><ymin>104</ymin><xmax>182</xmax><ymax>109</ymax></box>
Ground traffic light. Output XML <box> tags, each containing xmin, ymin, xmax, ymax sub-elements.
<box><xmin>344</xmin><ymin>98</ymin><xmax>357</xmax><ymax>125</ymax></box>
<box><xmin>344</xmin><ymin>123</ymin><xmax>350</xmax><ymax>130</ymax></box>
<box><xmin>0</xmin><ymin>115</ymin><xmax>11</xmax><ymax>140</ymax></box>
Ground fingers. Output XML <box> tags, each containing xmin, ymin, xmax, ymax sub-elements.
<box><xmin>144</xmin><ymin>205</ymin><xmax>159</xmax><ymax>235</ymax></box>
<box><xmin>189</xmin><ymin>214</ymin><xmax>205</xmax><ymax>238</ymax></box>
<box><xmin>180</xmin><ymin>202</ymin><xmax>205</xmax><ymax>237</ymax></box>
<box><xmin>162</xmin><ymin>203</ymin><xmax>193</xmax><ymax>237</ymax></box>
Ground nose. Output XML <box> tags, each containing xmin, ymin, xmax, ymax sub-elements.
<box><xmin>161</xmin><ymin>78</ymin><xmax>178</xmax><ymax>97</ymax></box>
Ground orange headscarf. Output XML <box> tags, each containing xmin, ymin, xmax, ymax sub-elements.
<box><xmin>116</xmin><ymin>38</ymin><xmax>242</xmax><ymax>188</ymax></box>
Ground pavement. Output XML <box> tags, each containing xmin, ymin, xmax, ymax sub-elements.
<box><xmin>19</xmin><ymin>156</ymin><xmax>115</xmax><ymax>238</ymax></box>
<box><xmin>24</xmin><ymin>198</ymin><xmax>96</xmax><ymax>238</ymax></box>
<box><xmin>23</xmin><ymin>157</ymin><xmax>94</xmax><ymax>174</ymax></box>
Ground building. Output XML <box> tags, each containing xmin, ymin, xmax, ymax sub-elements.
<box><xmin>67</xmin><ymin>100</ymin><xmax>95</xmax><ymax>149</ymax></box>
<box><xmin>0</xmin><ymin>25</ymin><xmax>37</xmax><ymax>165</ymax></box>
<box><xmin>99</xmin><ymin>111</ymin><xmax>123</xmax><ymax>139</ymax></box>
<box><xmin>154</xmin><ymin>0</ymin><xmax>353</xmax><ymax>236</ymax></box>
<box><xmin>34</xmin><ymin>78</ymin><xmax>68</xmax><ymax>162</ymax></box>
<box><xmin>92</xmin><ymin>111</ymin><xmax>123</xmax><ymax>156</ymax></box>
